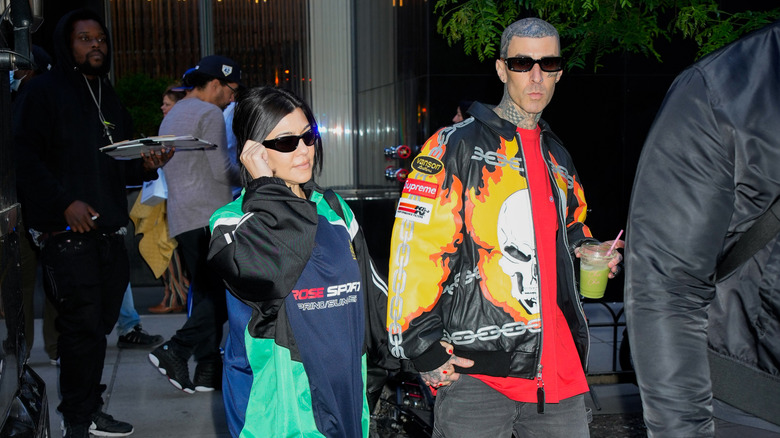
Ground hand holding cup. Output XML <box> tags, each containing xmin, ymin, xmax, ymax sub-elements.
<box><xmin>578</xmin><ymin>241</ymin><xmax>622</xmax><ymax>299</ymax></box>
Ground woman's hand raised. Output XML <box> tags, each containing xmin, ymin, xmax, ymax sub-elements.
<box><xmin>240</xmin><ymin>140</ymin><xmax>274</xmax><ymax>179</ymax></box>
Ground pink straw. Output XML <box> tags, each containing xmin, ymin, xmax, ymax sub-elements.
<box><xmin>606</xmin><ymin>229</ymin><xmax>624</xmax><ymax>256</ymax></box>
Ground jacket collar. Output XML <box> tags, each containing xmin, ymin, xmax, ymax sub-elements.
<box><xmin>468</xmin><ymin>101</ymin><xmax>553</xmax><ymax>141</ymax></box>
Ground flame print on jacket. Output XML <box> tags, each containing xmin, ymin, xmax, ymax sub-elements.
<box><xmin>388</xmin><ymin>118</ymin><xmax>590</xmax><ymax>362</ymax></box>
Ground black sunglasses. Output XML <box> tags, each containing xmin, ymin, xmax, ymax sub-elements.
<box><xmin>503</xmin><ymin>56</ymin><xmax>564</xmax><ymax>73</ymax></box>
<box><xmin>262</xmin><ymin>129</ymin><xmax>318</xmax><ymax>153</ymax></box>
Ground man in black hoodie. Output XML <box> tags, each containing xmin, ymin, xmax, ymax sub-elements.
<box><xmin>13</xmin><ymin>9</ymin><xmax>171</xmax><ymax>438</ymax></box>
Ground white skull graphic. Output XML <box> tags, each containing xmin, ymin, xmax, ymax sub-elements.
<box><xmin>497</xmin><ymin>190</ymin><xmax>539</xmax><ymax>315</ymax></box>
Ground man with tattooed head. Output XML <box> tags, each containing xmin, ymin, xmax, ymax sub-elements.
<box><xmin>386</xmin><ymin>17</ymin><xmax>622</xmax><ymax>437</ymax></box>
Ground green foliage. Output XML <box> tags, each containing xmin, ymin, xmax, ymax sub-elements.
<box><xmin>434</xmin><ymin>0</ymin><xmax>780</xmax><ymax>71</ymax></box>
<box><xmin>435</xmin><ymin>0</ymin><xmax>522</xmax><ymax>60</ymax></box>
<box><xmin>676</xmin><ymin>7</ymin><xmax>779</xmax><ymax>58</ymax></box>
<box><xmin>114</xmin><ymin>74</ymin><xmax>175</xmax><ymax>138</ymax></box>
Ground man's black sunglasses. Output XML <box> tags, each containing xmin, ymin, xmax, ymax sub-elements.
<box><xmin>262</xmin><ymin>129</ymin><xmax>318</xmax><ymax>153</ymax></box>
<box><xmin>503</xmin><ymin>56</ymin><xmax>564</xmax><ymax>73</ymax></box>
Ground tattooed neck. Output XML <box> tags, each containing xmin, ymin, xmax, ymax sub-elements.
<box><xmin>493</xmin><ymin>93</ymin><xmax>540</xmax><ymax>130</ymax></box>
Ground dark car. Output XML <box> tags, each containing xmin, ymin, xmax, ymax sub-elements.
<box><xmin>1</xmin><ymin>1</ymin><xmax>50</xmax><ymax>434</ymax></box>
<box><xmin>0</xmin><ymin>205</ymin><xmax>50</xmax><ymax>437</ymax></box>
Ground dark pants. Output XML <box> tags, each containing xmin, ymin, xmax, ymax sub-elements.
<box><xmin>169</xmin><ymin>227</ymin><xmax>227</xmax><ymax>364</ymax></box>
<box><xmin>432</xmin><ymin>374</ymin><xmax>590</xmax><ymax>438</ymax></box>
<box><xmin>40</xmin><ymin>231</ymin><xmax>128</xmax><ymax>425</ymax></box>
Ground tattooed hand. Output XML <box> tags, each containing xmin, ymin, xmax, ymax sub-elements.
<box><xmin>420</xmin><ymin>341</ymin><xmax>475</xmax><ymax>388</ymax></box>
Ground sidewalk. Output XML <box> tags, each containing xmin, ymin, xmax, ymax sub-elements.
<box><xmin>26</xmin><ymin>287</ymin><xmax>642</xmax><ymax>437</ymax></box>
<box><xmin>28</xmin><ymin>312</ymin><xmax>229</xmax><ymax>438</ymax></box>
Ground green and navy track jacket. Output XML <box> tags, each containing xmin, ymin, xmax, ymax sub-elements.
<box><xmin>208</xmin><ymin>177</ymin><xmax>395</xmax><ymax>437</ymax></box>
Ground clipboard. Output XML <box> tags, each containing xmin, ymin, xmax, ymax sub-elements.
<box><xmin>100</xmin><ymin>135</ymin><xmax>217</xmax><ymax>159</ymax></box>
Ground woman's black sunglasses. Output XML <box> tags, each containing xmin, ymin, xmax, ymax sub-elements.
<box><xmin>262</xmin><ymin>129</ymin><xmax>318</xmax><ymax>153</ymax></box>
<box><xmin>502</xmin><ymin>56</ymin><xmax>564</xmax><ymax>73</ymax></box>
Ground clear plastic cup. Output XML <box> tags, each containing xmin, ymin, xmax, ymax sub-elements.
<box><xmin>579</xmin><ymin>242</ymin><xmax>618</xmax><ymax>299</ymax></box>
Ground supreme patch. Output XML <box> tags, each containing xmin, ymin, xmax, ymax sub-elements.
<box><xmin>402</xmin><ymin>178</ymin><xmax>438</xmax><ymax>199</ymax></box>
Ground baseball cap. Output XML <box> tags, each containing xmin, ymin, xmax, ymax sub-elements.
<box><xmin>170</xmin><ymin>67</ymin><xmax>196</xmax><ymax>92</ymax></box>
<box><xmin>190</xmin><ymin>55</ymin><xmax>241</xmax><ymax>85</ymax></box>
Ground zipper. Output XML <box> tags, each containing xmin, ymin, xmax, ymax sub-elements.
<box><xmin>536</xmin><ymin>363</ymin><xmax>545</xmax><ymax>413</ymax></box>
<box><xmin>529</xmin><ymin>133</ymin><xmax>545</xmax><ymax>414</ymax></box>
<box><xmin>540</xmin><ymin>129</ymin><xmax>591</xmax><ymax>371</ymax></box>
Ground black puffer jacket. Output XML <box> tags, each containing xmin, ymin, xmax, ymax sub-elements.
<box><xmin>625</xmin><ymin>20</ymin><xmax>780</xmax><ymax>437</ymax></box>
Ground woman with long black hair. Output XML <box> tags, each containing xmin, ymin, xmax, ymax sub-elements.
<box><xmin>207</xmin><ymin>86</ymin><xmax>396</xmax><ymax>437</ymax></box>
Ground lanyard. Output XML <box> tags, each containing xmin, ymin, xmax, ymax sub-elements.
<box><xmin>83</xmin><ymin>74</ymin><xmax>115</xmax><ymax>144</ymax></box>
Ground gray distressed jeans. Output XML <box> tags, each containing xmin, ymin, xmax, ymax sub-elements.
<box><xmin>432</xmin><ymin>374</ymin><xmax>590</xmax><ymax>438</ymax></box>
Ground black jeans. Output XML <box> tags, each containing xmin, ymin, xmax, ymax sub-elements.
<box><xmin>169</xmin><ymin>227</ymin><xmax>227</xmax><ymax>364</ymax></box>
<box><xmin>40</xmin><ymin>231</ymin><xmax>128</xmax><ymax>425</ymax></box>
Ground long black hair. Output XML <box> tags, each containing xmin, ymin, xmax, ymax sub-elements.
<box><xmin>232</xmin><ymin>87</ymin><xmax>323</xmax><ymax>186</ymax></box>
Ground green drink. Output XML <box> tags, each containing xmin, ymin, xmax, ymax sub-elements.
<box><xmin>578</xmin><ymin>242</ymin><xmax>618</xmax><ymax>299</ymax></box>
<box><xmin>580</xmin><ymin>264</ymin><xmax>611</xmax><ymax>298</ymax></box>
